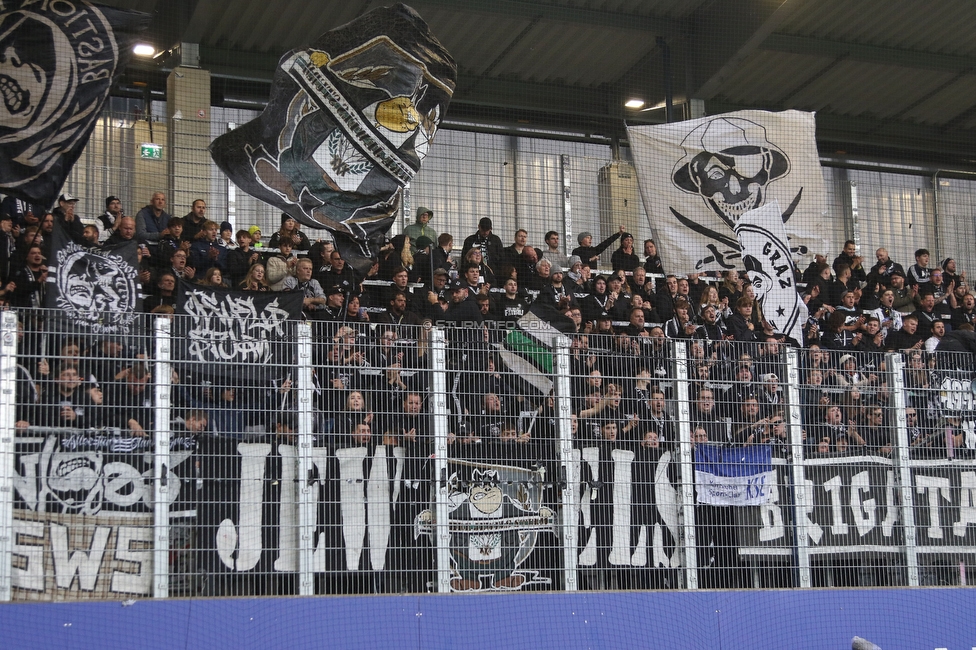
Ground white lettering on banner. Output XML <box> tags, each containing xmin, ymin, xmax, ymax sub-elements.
<box><xmin>216</xmin><ymin>442</ymin><xmax>272</xmax><ymax>571</ymax></box>
<box><xmin>575</xmin><ymin>447</ymin><xmax>599</xmax><ymax>567</ymax></box>
<box><xmin>654</xmin><ymin>452</ymin><xmax>680</xmax><ymax>568</ymax></box>
<box><xmin>367</xmin><ymin>446</ymin><xmax>392</xmax><ymax>572</ymax></box>
<box><xmin>51</xmin><ymin>523</ymin><xmax>111</xmax><ymax>590</ymax></box>
<box><xmin>608</xmin><ymin>449</ymin><xmax>635</xmax><ymax>567</ymax></box>
<box><xmin>103</xmin><ymin>462</ymin><xmax>148</xmax><ymax>509</ymax></box>
<box><xmin>881</xmin><ymin>471</ymin><xmax>898</xmax><ymax>537</ymax></box>
<box><xmin>814</xmin><ymin>471</ymin><xmax>897</xmax><ymax>543</ymax></box>
<box><xmin>801</xmin><ymin>479</ymin><xmax>824</xmax><ymax>544</ymax></box>
<box><xmin>938</xmin><ymin>377</ymin><xmax>976</xmax><ymax>449</ymax></box>
<box><xmin>111</xmin><ymin>526</ymin><xmax>153</xmax><ymax>595</ymax></box>
<box><xmin>652</xmin><ymin>524</ymin><xmax>669</xmax><ymax>568</ymax></box>
<box><xmin>14</xmin><ymin>452</ymin><xmax>41</xmax><ymax>510</ymax></box>
<box><xmin>11</xmin><ymin>512</ymin><xmax>153</xmax><ymax>599</ymax></box>
<box><xmin>334</xmin><ymin>446</ymin><xmax>396</xmax><ymax>572</ymax></box>
<box><xmin>758</xmin><ymin>477</ymin><xmax>785</xmax><ymax>543</ymax></box>
<box><xmin>308</xmin><ymin>448</ymin><xmax>332</xmax><ymax>572</ymax></box>
<box><xmin>851</xmin><ymin>471</ymin><xmax>876</xmax><ymax>538</ymax></box>
<box><xmin>184</xmin><ymin>291</ymin><xmax>290</xmax><ymax>364</ymax></box>
<box><xmin>822</xmin><ymin>476</ymin><xmax>848</xmax><ymax>536</ymax></box>
<box><xmin>274</xmin><ymin>444</ymin><xmax>299</xmax><ymax>572</ymax></box>
<box><xmin>916</xmin><ymin>475</ymin><xmax>952</xmax><ymax>540</ymax></box>
<box><xmin>14</xmin><ymin>436</ymin><xmax>193</xmax><ymax>515</ymax></box>
<box><xmin>336</xmin><ymin>446</ymin><xmax>369</xmax><ymax>570</ymax></box>
<box><xmin>954</xmin><ymin>472</ymin><xmax>976</xmax><ymax>537</ymax></box>
<box><xmin>939</xmin><ymin>377</ymin><xmax>976</xmax><ymax>412</ymax></box>
<box><xmin>13</xmin><ymin>519</ymin><xmax>46</xmax><ymax>592</ymax></box>
<box><xmin>215</xmin><ymin>443</ymin><xmax>400</xmax><ymax>574</ymax></box>
<box><xmin>573</xmin><ymin>448</ymin><xmax>680</xmax><ymax>568</ymax></box>
<box><xmin>13</xmin><ymin>514</ymin><xmax>154</xmax><ymax>597</ymax></box>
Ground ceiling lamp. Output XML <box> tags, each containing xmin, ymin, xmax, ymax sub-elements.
<box><xmin>133</xmin><ymin>43</ymin><xmax>156</xmax><ymax>57</ymax></box>
<box><xmin>624</xmin><ymin>99</ymin><xmax>645</xmax><ymax>109</ymax></box>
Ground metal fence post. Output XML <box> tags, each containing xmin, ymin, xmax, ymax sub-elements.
<box><xmin>784</xmin><ymin>346</ymin><xmax>811</xmax><ymax>588</ymax></box>
<box><xmin>0</xmin><ymin>311</ymin><xmax>18</xmax><ymax>601</ymax></box>
<box><xmin>296</xmin><ymin>322</ymin><xmax>315</xmax><ymax>596</ymax></box>
<box><xmin>561</xmin><ymin>154</ymin><xmax>573</xmax><ymax>254</ymax></box>
<box><xmin>429</xmin><ymin>329</ymin><xmax>452</xmax><ymax>593</ymax></box>
<box><xmin>888</xmin><ymin>352</ymin><xmax>919</xmax><ymax>586</ymax></box>
<box><xmin>673</xmin><ymin>340</ymin><xmax>698</xmax><ymax>589</ymax></box>
<box><xmin>553</xmin><ymin>335</ymin><xmax>577</xmax><ymax>591</ymax></box>
<box><xmin>849</xmin><ymin>180</ymin><xmax>861</xmax><ymax>254</ymax></box>
<box><xmin>153</xmin><ymin>316</ymin><xmax>173</xmax><ymax>598</ymax></box>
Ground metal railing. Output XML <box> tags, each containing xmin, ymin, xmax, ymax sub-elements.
<box><xmin>1</xmin><ymin>311</ymin><xmax>974</xmax><ymax>600</ymax></box>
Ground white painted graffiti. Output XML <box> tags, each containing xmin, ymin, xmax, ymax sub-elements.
<box><xmin>183</xmin><ymin>290</ymin><xmax>291</xmax><ymax>363</ymax></box>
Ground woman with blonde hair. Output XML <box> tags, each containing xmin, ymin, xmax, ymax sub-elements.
<box><xmin>241</xmin><ymin>263</ymin><xmax>270</xmax><ymax>291</ymax></box>
<box><xmin>463</xmin><ymin>246</ymin><xmax>495</xmax><ymax>286</ymax></box>
<box><xmin>698</xmin><ymin>284</ymin><xmax>729</xmax><ymax>325</ymax></box>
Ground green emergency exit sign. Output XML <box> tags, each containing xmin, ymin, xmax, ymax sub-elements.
<box><xmin>140</xmin><ymin>143</ymin><xmax>162</xmax><ymax>160</ymax></box>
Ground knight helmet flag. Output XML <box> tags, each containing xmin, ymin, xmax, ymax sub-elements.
<box><xmin>0</xmin><ymin>2</ymin><xmax>149</xmax><ymax>207</ymax></box>
<box><xmin>209</xmin><ymin>4</ymin><xmax>456</xmax><ymax>273</ymax></box>
<box><xmin>627</xmin><ymin>109</ymin><xmax>824</xmax><ymax>342</ymax></box>
<box><xmin>45</xmin><ymin>221</ymin><xmax>142</xmax><ymax>335</ymax></box>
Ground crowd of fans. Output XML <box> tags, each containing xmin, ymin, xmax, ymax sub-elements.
<box><xmin>3</xmin><ymin>191</ymin><xmax>974</xmax><ymax>593</ymax></box>
<box><xmin>3</xmin><ymin>191</ymin><xmax>973</xmax><ymax>471</ymax></box>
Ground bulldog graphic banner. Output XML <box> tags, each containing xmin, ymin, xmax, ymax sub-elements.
<box><xmin>209</xmin><ymin>4</ymin><xmax>456</xmax><ymax>273</ymax></box>
<box><xmin>627</xmin><ymin>110</ymin><xmax>826</xmax><ymax>276</ymax></box>
<box><xmin>0</xmin><ymin>1</ymin><xmax>148</xmax><ymax>206</ymax></box>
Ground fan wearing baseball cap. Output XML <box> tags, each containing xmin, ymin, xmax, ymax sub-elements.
<box><xmin>53</xmin><ymin>192</ymin><xmax>85</xmax><ymax>244</ymax></box>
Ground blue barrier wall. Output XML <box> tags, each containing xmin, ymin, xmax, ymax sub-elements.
<box><xmin>2</xmin><ymin>589</ymin><xmax>974</xmax><ymax>650</ymax></box>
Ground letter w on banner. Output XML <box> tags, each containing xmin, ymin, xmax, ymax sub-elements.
<box><xmin>627</xmin><ymin>110</ymin><xmax>827</xmax><ymax>342</ymax></box>
<box><xmin>694</xmin><ymin>444</ymin><xmax>775</xmax><ymax>507</ymax></box>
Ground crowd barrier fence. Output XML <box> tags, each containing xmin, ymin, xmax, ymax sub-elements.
<box><xmin>1</xmin><ymin>310</ymin><xmax>974</xmax><ymax>600</ymax></box>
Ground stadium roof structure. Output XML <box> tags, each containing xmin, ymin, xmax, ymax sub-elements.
<box><xmin>109</xmin><ymin>0</ymin><xmax>976</xmax><ymax>167</ymax></box>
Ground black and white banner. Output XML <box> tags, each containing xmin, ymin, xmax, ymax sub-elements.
<box><xmin>933</xmin><ymin>371</ymin><xmax>976</xmax><ymax>452</ymax></box>
<box><xmin>0</xmin><ymin>2</ymin><xmax>148</xmax><ymax>206</ymax></box>
<box><xmin>174</xmin><ymin>281</ymin><xmax>303</xmax><ymax>380</ymax></box>
<box><xmin>197</xmin><ymin>440</ymin><xmax>558</xmax><ymax>592</ymax></box>
<box><xmin>628</xmin><ymin>110</ymin><xmax>823</xmax><ymax>341</ymax></box>
<box><xmin>628</xmin><ymin>110</ymin><xmax>824</xmax><ymax>330</ymax></box>
<box><xmin>416</xmin><ymin>458</ymin><xmax>556</xmax><ymax>591</ymax></box>
<box><xmin>208</xmin><ymin>4</ymin><xmax>456</xmax><ymax>272</ymax></box>
<box><xmin>910</xmin><ymin>462</ymin><xmax>976</xmax><ymax>549</ymax></box>
<box><xmin>11</xmin><ymin>430</ymin><xmax>197</xmax><ymax>598</ymax></box>
<box><xmin>799</xmin><ymin>458</ymin><xmax>901</xmax><ymax>555</ymax></box>
<box><xmin>13</xmin><ymin>430</ymin><xmax>197</xmax><ymax>516</ymax></box>
<box><xmin>570</xmin><ymin>444</ymin><xmax>680</xmax><ymax>572</ymax></box>
<box><xmin>46</xmin><ymin>220</ymin><xmax>142</xmax><ymax>334</ymax></box>
<box><xmin>197</xmin><ymin>437</ymin><xmax>424</xmax><ymax>578</ymax></box>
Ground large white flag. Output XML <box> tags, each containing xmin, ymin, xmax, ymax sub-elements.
<box><xmin>628</xmin><ymin>110</ymin><xmax>825</xmax><ymax>341</ymax></box>
<box><xmin>628</xmin><ymin>110</ymin><xmax>826</xmax><ymax>274</ymax></box>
